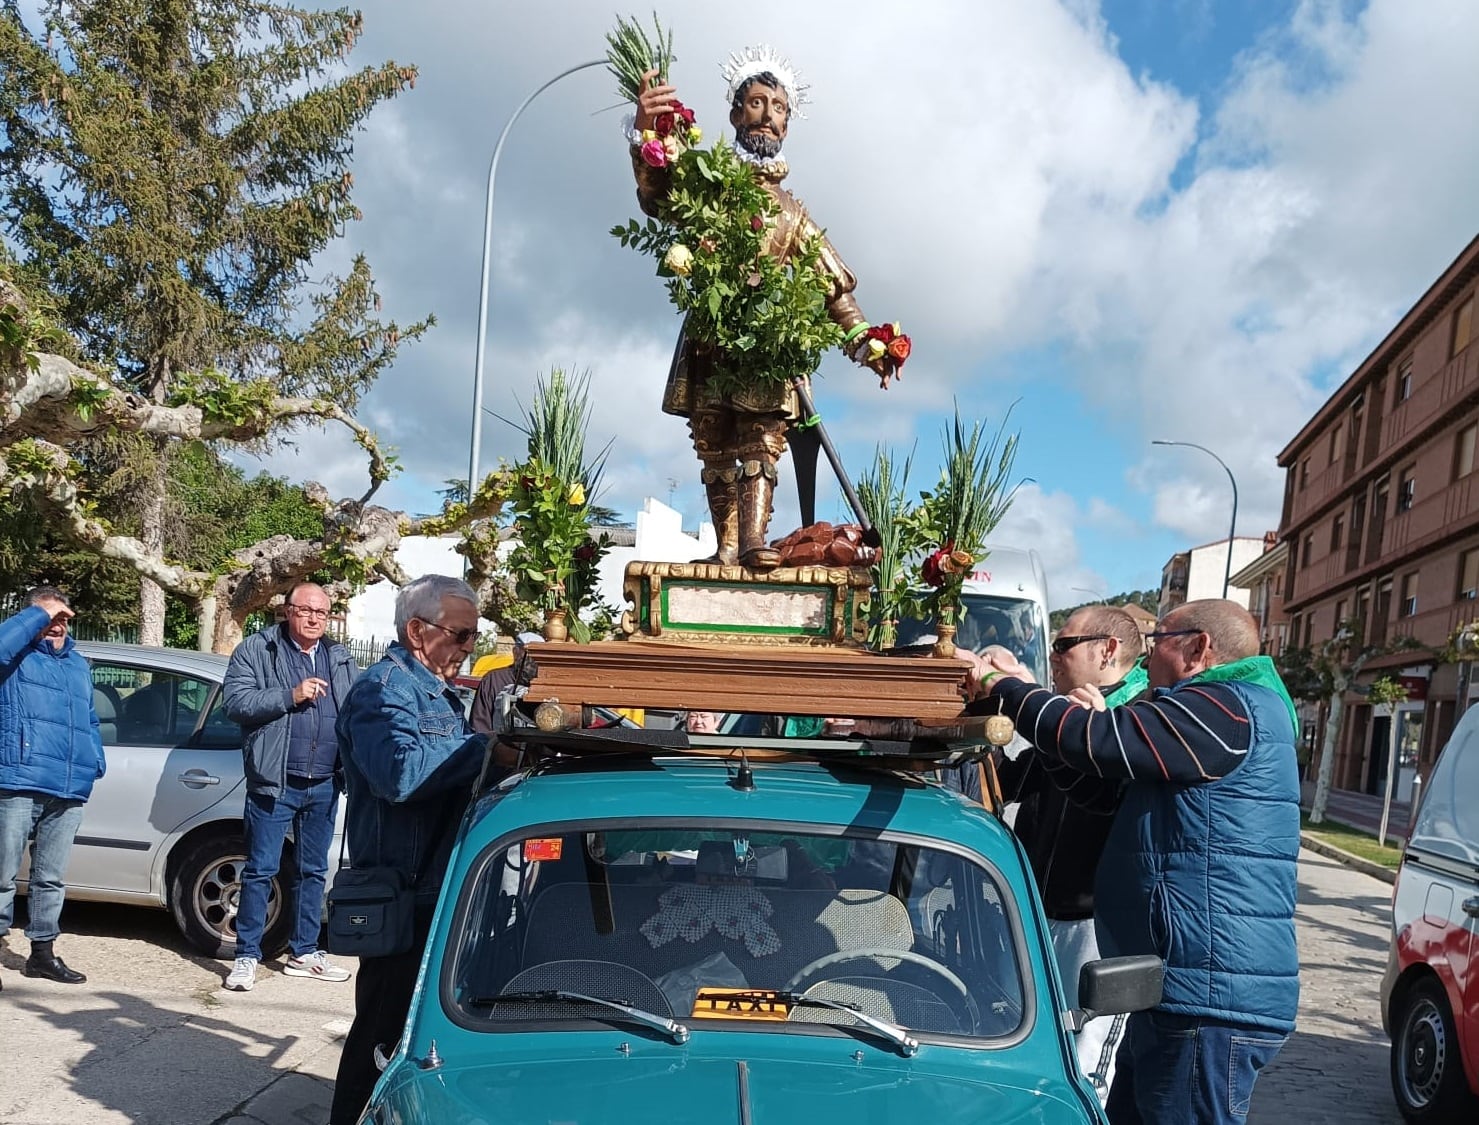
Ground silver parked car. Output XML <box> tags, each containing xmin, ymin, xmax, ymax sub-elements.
<box><xmin>16</xmin><ymin>641</ymin><xmax>341</xmax><ymax>958</ymax></box>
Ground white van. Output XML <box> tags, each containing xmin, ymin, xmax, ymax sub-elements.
<box><xmin>896</xmin><ymin>544</ymin><xmax>1052</xmax><ymax>684</ymax></box>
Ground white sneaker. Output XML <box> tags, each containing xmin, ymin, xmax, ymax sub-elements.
<box><xmin>283</xmin><ymin>950</ymin><xmax>351</xmax><ymax>982</ymax></box>
<box><xmin>224</xmin><ymin>956</ymin><xmax>258</xmax><ymax>991</ymax></box>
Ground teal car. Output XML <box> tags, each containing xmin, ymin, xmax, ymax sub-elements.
<box><xmin>361</xmin><ymin>736</ymin><xmax>1160</xmax><ymax>1123</ymax></box>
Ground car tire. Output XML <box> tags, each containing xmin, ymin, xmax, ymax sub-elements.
<box><xmin>1391</xmin><ymin>976</ymin><xmax>1479</xmax><ymax>1123</ymax></box>
<box><xmin>168</xmin><ymin>831</ymin><xmax>292</xmax><ymax>960</ymax></box>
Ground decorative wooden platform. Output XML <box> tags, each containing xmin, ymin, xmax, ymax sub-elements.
<box><xmin>523</xmin><ymin>641</ymin><xmax>972</xmax><ymax>719</ymax></box>
<box><xmin>620</xmin><ymin>560</ymin><xmax>872</xmax><ymax>647</ymax></box>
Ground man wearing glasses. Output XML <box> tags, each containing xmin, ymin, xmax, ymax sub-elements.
<box><xmin>222</xmin><ymin>581</ymin><xmax>358</xmax><ymax>992</ymax></box>
<box><xmin>990</xmin><ymin>605</ymin><xmax>1147</xmax><ymax>1103</ymax></box>
<box><xmin>0</xmin><ymin>586</ymin><xmax>103</xmax><ymax>987</ymax></box>
<box><xmin>968</xmin><ymin>599</ymin><xmax>1300</xmax><ymax>1125</ymax></box>
<box><xmin>330</xmin><ymin>574</ymin><xmax>489</xmax><ymax>1125</ymax></box>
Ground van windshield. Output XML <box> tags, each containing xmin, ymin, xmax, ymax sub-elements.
<box><xmin>446</xmin><ymin>824</ymin><xmax>1026</xmax><ymax>1043</ymax></box>
<box><xmin>896</xmin><ymin>594</ymin><xmax>1049</xmax><ymax>684</ymax></box>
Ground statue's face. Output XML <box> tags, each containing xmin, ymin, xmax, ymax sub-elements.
<box><xmin>730</xmin><ymin>79</ymin><xmax>789</xmax><ymax>158</ymax></box>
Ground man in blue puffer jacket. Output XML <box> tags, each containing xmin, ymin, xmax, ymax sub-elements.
<box><xmin>0</xmin><ymin>586</ymin><xmax>105</xmax><ymax>987</ymax></box>
<box><xmin>970</xmin><ymin>599</ymin><xmax>1300</xmax><ymax>1125</ymax></box>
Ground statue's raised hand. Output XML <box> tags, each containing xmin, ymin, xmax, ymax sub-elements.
<box><xmin>633</xmin><ymin>67</ymin><xmax>680</xmax><ymax>132</ymax></box>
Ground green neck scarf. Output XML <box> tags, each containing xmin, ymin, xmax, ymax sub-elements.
<box><xmin>1188</xmin><ymin>655</ymin><xmax>1299</xmax><ymax>735</ymax></box>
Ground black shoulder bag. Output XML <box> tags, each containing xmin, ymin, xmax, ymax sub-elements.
<box><xmin>326</xmin><ymin>815</ymin><xmax>452</xmax><ymax>959</ymax></box>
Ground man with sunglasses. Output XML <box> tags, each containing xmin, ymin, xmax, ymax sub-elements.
<box><xmin>991</xmin><ymin>606</ymin><xmax>1147</xmax><ymax>1103</ymax></box>
<box><xmin>968</xmin><ymin>599</ymin><xmax>1300</xmax><ymax>1125</ymax></box>
<box><xmin>331</xmin><ymin>574</ymin><xmax>490</xmax><ymax>1125</ymax></box>
<box><xmin>222</xmin><ymin>581</ymin><xmax>359</xmax><ymax>992</ymax></box>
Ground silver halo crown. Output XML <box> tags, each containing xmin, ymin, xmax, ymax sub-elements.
<box><xmin>721</xmin><ymin>45</ymin><xmax>809</xmax><ymax>117</ymax></box>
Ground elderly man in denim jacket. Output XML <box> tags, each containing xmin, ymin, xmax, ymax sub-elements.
<box><xmin>329</xmin><ymin>574</ymin><xmax>488</xmax><ymax>1125</ymax></box>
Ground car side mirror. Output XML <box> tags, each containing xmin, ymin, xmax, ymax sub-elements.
<box><xmin>1069</xmin><ymin>955</ymin><xmax>1164</xmax><ymax>1031</ymax></box>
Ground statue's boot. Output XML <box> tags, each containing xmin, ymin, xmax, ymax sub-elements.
<box><xmin>695</xmin><ymin>470</ymin><xmax>739</xmax><ymax>565</ymax></box>
<box><xmin>738</xmin><ymin>467</ymin><xmax>781</xmax><ymax>570</ymax></box>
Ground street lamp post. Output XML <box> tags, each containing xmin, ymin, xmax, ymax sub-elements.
<box><xmin>1152</xmin><ymin>440</ymin><xmax>1239</xmax><ymax>599</ymax></box>
<box><xmin>467</xmin><ymin>59</ymin><xmax>606</xmax><ymax>504</ymax></box>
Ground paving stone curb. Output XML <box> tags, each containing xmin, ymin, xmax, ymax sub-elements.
<box><xmin>1299</xmin><ymin>831</ymin><xmax>1397</xmax><ymax>885</ymax></box>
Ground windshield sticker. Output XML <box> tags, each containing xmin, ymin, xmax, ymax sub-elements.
<box><xmin>692</xmin><ymin>988</ymin><xmax>792</xmax><ymax>1021</ymax></box>
<box><xmin>639</xmin><ymin>885</ymin><xmax>780</xmax><ymax>956</ymax></box>
<box><xmin>523</xmin><ymin>838</ymin><xmax>563</xmax><ymax>862</ymax></box>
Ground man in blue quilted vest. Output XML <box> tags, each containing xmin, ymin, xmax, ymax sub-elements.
<box><xmin>970</xmin><ymin>599</ymin><xmax>1300</xmax><ymax>1125</ymax></box>
<box><xmin>0</xmin><ymin>586</ymin><xmax>104</xmax><ymax>988</ymax></box>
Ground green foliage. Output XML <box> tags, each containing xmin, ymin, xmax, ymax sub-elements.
<box><xmin>1050</xmin><ymin>589</ymin><xmax>1159</xmax><ymax>631</ymax></box>
<box><xmin>857</xmin><ymin>445</ymin><xmax>915</xmax><ymax>650</ymax></box>
<box><xmin>504</xmin><ymin>370</ymin><xmax>611</xmax><ymax>632</ymax></box>
<box><xmin>1366</xmin><ymin>675</ymin><xmax>1409</xmax><ymax>709</ymax></box>
<box><xmin>605</xmin><ymin>12</ymin><xmax>674</xmax><ymax>102</ymax></box>
<box><xmin>613</xmin><ymin>139</ymin><xmax>844</xmax><ymax>396</ymax></box>
<box><xmin>168</xmin><ymin>369</ymin><xmax>279</xmax><ymax>427</ymax></box>
<box><xmin>908</xmin><ymin>407</ymin><xmax>1023</xmax><ymax>626</ymax></box>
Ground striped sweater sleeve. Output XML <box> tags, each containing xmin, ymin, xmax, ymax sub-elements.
<box><xmin>990</xmin><ymin>678</ymin><xmax>1253</xmax><ymax>783</ymax></box>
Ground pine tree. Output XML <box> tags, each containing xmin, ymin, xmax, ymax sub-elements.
<box><xmin>0</xmin><ymin>1</ymin><xmax>429</xmax><ymax>643</ymax></box>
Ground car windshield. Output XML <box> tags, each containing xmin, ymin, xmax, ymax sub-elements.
<box><xmin>896</xmin><ymin>593</ymin><xmax>1049</xmax><ymax>684</ymax></box>
<box><xmin>446</xmin><ymin>824</ymin><xmax>1026</xmax><ymax>1043</ymax></box>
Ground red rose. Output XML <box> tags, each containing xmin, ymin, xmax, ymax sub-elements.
<box><xmin>887</xmin><ymin>335</ymin><xmax>911</xmax><ymax>364</ymax></box>
<box><xmin>675</xmin><ymin>101</ymin><xmax>696</xmax><ymax>126</ymax></box>
<box><xmin>923</xmin><ymin>548</ymin><xmax>949</xmax><ymax>588</ymax></box>
<box><xmin>654</xmin><ymin>112</ymin><xmax>675</xmax><ymax>137</ymax></box>
<box><xmin>574</xmin><ymin>541</ymin><xmax>597</xmax><ymax>562</ymax></box>
<box><xmin>750</xmin><ymin>214</ymin><xmax>764</xmax><ymax>232</ymax></box>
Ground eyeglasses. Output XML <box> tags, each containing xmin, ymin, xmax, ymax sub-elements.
<box><xmin>419</xmin><ymin>619</ymin><xmax>479</xmax><ymax>646</ymax></box>
<box><xmin>286</xmin><ymin>605</ymin><xmax>330</xmax><ymax>620</ymax></box>
<box><xmin>1051</xmin><ymin>634</ymin><xmax>1111</xmax><ymax>655</ymax></box>
<box><xmin>1145</xmin><ymin>628</ymin><xmax>1203</xmax><ymax>642</ymax></box>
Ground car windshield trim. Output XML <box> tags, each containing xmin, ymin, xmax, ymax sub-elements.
<box><xmin>474</xmin><ymin>989</ymin><xmax>690</xmax><ymax>1044</ymax></box>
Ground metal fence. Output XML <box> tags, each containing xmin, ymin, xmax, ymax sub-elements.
<box><xmin>341</xmin><ymin>635</ymin><xmax>391</xmax><ymax>668</ymax></box>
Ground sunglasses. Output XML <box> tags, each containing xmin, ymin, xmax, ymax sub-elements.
<box><xmin>1145</xmin><ymin>628</ymin><xmax>1203</xmax><ymax>642</ymax></box>
<box><xmin>1051</xmin><ymin>634</ymin><xmax>1111</xmax><ymax>655</ymax></box>
<box><xmin>419</xmin><ymin>619</ymin><xmax>479</xmax><ymax>646</ymax></box>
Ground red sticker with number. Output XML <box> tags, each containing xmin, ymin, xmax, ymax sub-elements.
<box><xmin>524</xmin><ymin>838</ymin><xmax>563</xmax><ymax>862</ymax></box>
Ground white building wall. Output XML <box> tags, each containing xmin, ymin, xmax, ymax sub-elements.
<box><xmin>343</xmin><ymin>535</ymin><xmax>499</xmax><ymax>646</ymax></box>
<box><xmin>1186</xmin><ymin>538</ymin><xmax>1265</xmax><ymax>609</ymax></box>
<box><xmin>595</xmin><ymin>498</ymin><xmax>715</xmax><ymax>610</ymax></box>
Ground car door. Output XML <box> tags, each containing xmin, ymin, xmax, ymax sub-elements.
<box><xmin>68</xmin><ymin>659</ymin><xmax>246</xmax><ymax>896</ymax></box>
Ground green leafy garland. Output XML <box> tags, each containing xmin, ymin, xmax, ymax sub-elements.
<box><xmin>612</xmin><ymin>139</ymin><xmax>844</xmax><ymax>398</ymax></box>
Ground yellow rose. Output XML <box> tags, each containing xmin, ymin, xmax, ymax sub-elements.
<box><xmin>663</xmin><ymin>243</ymin><xmax>695</xmax><ymax>276</ymax></box>
<box><xmin>867</xmin><ymin>338</ymin><xmax>887</xmax><ymax>360</ymax></box>
<box><xmin>641</xmin><ymin>129</ymin><xmax>657</xmax><ymax>142</ymax></box>
<box><xmin>567</xmin><ymin>482</ymin><xmax>586</xmax><ymax>506</ymax></box>
<box><xmin>688</xmin><ymin>125</ymin><xmax>703</xmax><ymax>145</ymax></box>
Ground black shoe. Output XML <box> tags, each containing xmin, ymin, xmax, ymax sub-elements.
<box><xmin>24</xmin><ymin>952</ymin><xmax>86</xmax><ymax>984</ymax></box>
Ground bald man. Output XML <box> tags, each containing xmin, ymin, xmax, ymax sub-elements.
<box><xmin>972</xmin><ymin>600</ymin><xmax>1300</xmax><ymax>1125</ymax></box>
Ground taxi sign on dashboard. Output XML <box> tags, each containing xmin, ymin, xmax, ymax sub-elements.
<box><xmin>691</xmin><ymin>988</ymin><xmax>792</xmax><ymax>1021</ymax></box>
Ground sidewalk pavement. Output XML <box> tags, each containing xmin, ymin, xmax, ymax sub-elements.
<box><xmin>1300</xmin><ymin>780</ymin><xmax>1412</xmax><ymax>838</ymax></box>
<box><xmin>1248</xmin><ymin>847</ymin><xmax>1402</xmax><ymax>1125</ymax></box>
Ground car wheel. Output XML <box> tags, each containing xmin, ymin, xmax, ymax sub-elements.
<box><xmin>168</xmin><ymin>831</ymin><xmax>292</xmax><ymax>960</ymax></box>
<box><xmin>1391</xmin><ymin>976</ymin><xmax>1479</xmax><ymax>1123</ymax></box>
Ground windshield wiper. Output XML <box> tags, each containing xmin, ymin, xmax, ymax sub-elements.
<box><xmin>777</xmin><ymin>991</ymin><xmax>919</xmax><ymax>1057</ymax></box>
<box><xmin>473</xmin><ymin>989</ymin><xmax>690</xmax><ymax>1045</ymax></box>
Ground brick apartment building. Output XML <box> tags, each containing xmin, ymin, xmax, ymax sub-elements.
<box><xmin>1277</xmin><ymin>233</ymin><xmax>1478</xmax><ymax>794</ymax></box>
<box><xmin>1229</xmin><ymin>532</ymin><xmax>1289</xmax><ymax>658</ymax></box>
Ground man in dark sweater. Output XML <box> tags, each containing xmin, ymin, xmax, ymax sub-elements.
<box><xmin>992</xmin><ymin>605</ymin><xmax>1146</xmax><ymax>1102</ymax></box>
<box><xmin>221</xmin><ymin>582</ymin><xmax>359</xmax><ymax>992</ymax></box>
<box><xmin>969</xmin><ymin>599</ymin><xmax>1300</xmax><ymax>1125</ymax></box>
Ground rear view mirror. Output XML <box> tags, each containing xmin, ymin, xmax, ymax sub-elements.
<box><xmin>1072</xmin><ymin>955</ymin><xmax>1164</xmax><ymax>1029</ymax></box>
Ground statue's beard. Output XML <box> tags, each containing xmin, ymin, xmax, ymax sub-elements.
<box><xmin>736</xmin><ymin>126</ymin><xmax>783</xmax><ymax>159</ymax></box>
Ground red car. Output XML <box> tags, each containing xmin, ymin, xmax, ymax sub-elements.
<box><xmin>1381</xmin><ymin>703</ymin><xmax>1479</xmax><ymax>1122</ymax></box>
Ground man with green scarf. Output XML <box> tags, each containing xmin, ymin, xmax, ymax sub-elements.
<box><xmin>970</xmin><ymin>599</ymin><xmax>1300</xmax><ymax>1125</ymax></box>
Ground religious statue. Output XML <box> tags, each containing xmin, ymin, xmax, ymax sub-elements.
<box><xmin>625</xmin><ymin>46</ymin><xmax>903</xmax><ymax>570</ymax></box>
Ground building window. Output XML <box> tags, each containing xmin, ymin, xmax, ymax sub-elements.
<box><xmin>1395</xmin><ymin>358</ymin><xmax>1413</xmax><ymax>404</ymax></box>
<box><xmin>1459</xmin><ymin>549</ymin><xmax>1479</xmax><ymax>601</ymax></box>
<box><xmin>1330</xmin><ymin>514</ymin><xmax>1344</xmax><ymax>552</ymax></box>
<box><xmin>1454</xmin><ymin>294</ymin><xmax>1474</xmax><ymax>358</ymax></box>
<box><xmin>1334</xmin><ymin>599</ymin><xmax>1347</xmax><ymax>627</ymax></box>
<box><xmin>1397</xmin><ymin>467</ymin><xmax>1416</xmax><ymax>512</ymax></box>
<box><xmin>1399</xmin><ymin>572</ymin><xmax>1418</xmax><ymax>618</ymax></box>
<box><xmin>1300</xmin><ymin>458</ymin><xmax>1310</xmax><ymax>488</ymax></box>
<box><xmin>1330</xmin><ymin>425</ymin><xmax>1344</xmax><ymax>465</ymax></box>
<box><xmin>1457</xmin><ymin>423</ymin><xmax>1477</xmax><ymax>480</ymax></box>
<box><xmin>1302</xmin><ymin>533</ymin><xmax>1314</xmax><ymax>568</ymax></box>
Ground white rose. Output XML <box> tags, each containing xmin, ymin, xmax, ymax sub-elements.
<box><xmin>664</xmin><ymin>244</ymin><xmax>695</xmax><ymax>276</ymax></box>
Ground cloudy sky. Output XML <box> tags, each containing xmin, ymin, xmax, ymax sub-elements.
<box><xmin>245</xmin><ymin>0</ymin><xmax>1477</xmax><ymax>607</ymax></box>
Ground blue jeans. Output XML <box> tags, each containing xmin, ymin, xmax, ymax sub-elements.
<box><xmin>0</xmin><ymin>790</ymin><xmax>87</xmax><ymax>943</ymax></box>
<box><xmin>236</xmin><ymin>777</ymin><xmax>338</xmax><ymax>960</ymax></box>
<box><xmin>1106</xmin><ymin>1010</ymin><xmax>1287</xmax><ymax>1125</ymax></box>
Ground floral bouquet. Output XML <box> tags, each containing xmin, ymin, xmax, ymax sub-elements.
<box><xmin>909</xmin><ymin>407</ymin><xmax>1022</xmax><ymax>649</ymax></box>
<box><xmin>850</xmin><ymin>322</ymin><xmax>913</xmax><ymax>371</ymax></box>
